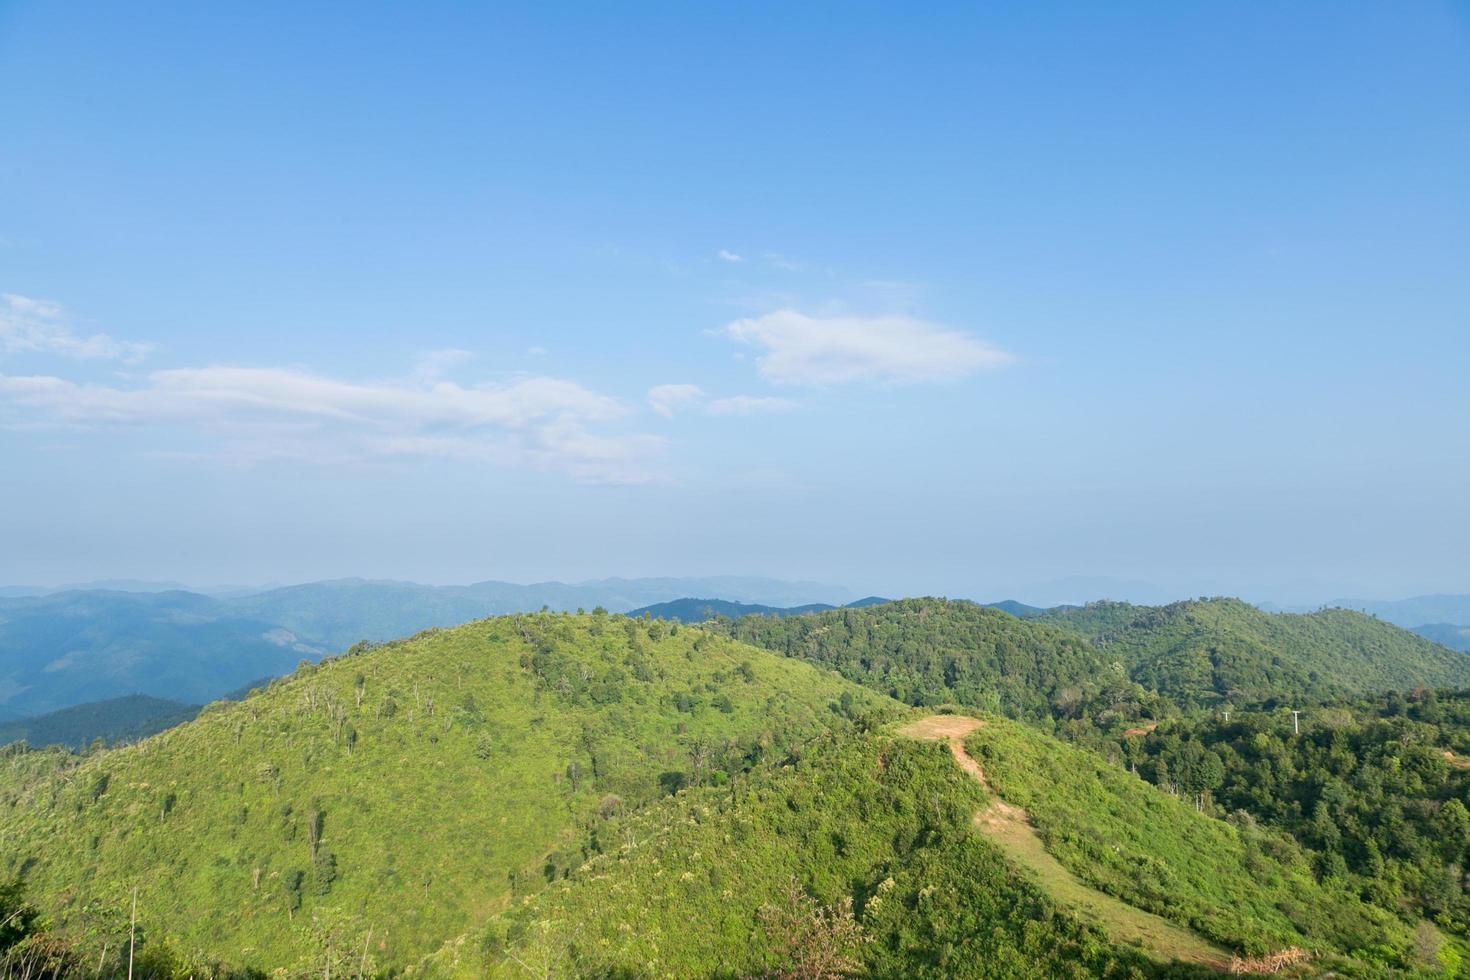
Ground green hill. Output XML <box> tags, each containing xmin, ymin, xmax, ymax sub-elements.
<box><xmin>717</xmin><ymin>598</ymin><xmax>1163</xmax><ymax>732</ymax></box>
<box><xmin>1037</xmin><ymin>598</ymin><xmax>1470</xmax><ymax>706</ymax></box>
<box><xmin>964</xmin><ymin>717</ymin><xmax>1415</xmax><ymax>963</ymax></box>
<box><xmin>455</xmin><ymin>727</ymin><xmax>1169</xmax><ymax>979</ymax></box>
<box><xmin>0</xmin><ymin>612</ymin><xmax>891</xmax><ymax>974</ymax></box>
<box><xmin>624</xmin><ymin>597</ymin><xmax>838</xmax><ymax>623</ymax></box>
<box><xmin>448</xmin><ymin>715</ymin><xmax>1429</xmax><ymax>978</ymax></box>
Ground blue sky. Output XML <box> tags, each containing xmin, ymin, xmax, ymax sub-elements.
<box><xmin>2</xmin><ymin>1</ymin><xmax>1468</xmax><ymax>604</ymax></box>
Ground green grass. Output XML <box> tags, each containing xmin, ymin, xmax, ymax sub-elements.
<box><xmin>0</xmin><ymin>612</ymin><xmax>893</xmax><ymax>974</ymax></box>
<box><xmin>452</xmin><ymin>731</ymin><xmax>1189</xmax><ymax>980</ymax></box>
<box><xmin>966</xmin><ymin>717</ymin><xmax>1421</xmax><ymax>970</ymax></box>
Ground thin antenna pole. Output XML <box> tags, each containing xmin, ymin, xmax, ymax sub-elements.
<box><xmin>1291</xmin><ymin>710</ymin><xmax>1300</xmax><ymax>735</ymax></box>
<box><xmin>358</xmin><ymin>929</ymin><xmax>373</xmax><ymax>979</ymax></box>
<box><xmin>128</xmin><ymin>888</ymin><xmax>137</xmax><ymax>980</ymax></box>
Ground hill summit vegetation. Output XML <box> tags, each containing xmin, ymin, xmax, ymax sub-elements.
<box><xmin>1036</xmin><ymin>598</ymin><xmax>1470</xmax><ymax>707</ymax></box>
<box><xmin>0</xmin><ymin>612</ymin><xmax>890</xmax><ymax>974</ymax></box>
<box><xmin>3</xmin><ymin>596</ymin><xmax>1470</xmax><ymax>977</ymax></box>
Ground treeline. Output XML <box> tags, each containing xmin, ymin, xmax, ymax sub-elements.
<box><xmin>714</xmin><ymin>599</ymin><xmax>1168</xmax><ymax>734</ymax></box>
<box><xmin>1117</xmin><ymin>690</ymin><xmax>1470</xmax><ymax>938</ymax></box>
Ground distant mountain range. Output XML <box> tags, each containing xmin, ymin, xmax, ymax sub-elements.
<box><xmin>0</xmin><ymin>576</ymin><xmax>856</xmax><ymax>718</ymax></box>
<box><xmin>1327</xmin><ymin>594</ymin><xmax>1470</xmax><ymax>630</ymax></box>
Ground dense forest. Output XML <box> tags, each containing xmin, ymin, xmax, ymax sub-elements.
<box><xmin>1037</xmin><ymin>599</ymin><xmax>1470</xmax><ymax>707</ymax></box>
<box><xmin>716</xmin><ymin>599</ymin><xmax>1167</xmax><ymax>734</ymax></box>
<box><xmin>1117</xmin><ymin>690</ymin><xmax>1470</xmax><ymax>940</ymax></box>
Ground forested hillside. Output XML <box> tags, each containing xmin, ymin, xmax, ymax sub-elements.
<box><xmin>1115</xmin><ymin>689</ymin><xmax>1470</xmax><ymax>940</ymax></box>
<box><xmin>624</xmin><ymin>597</ymin><xmax>838</xmax><ymax>622</ymax></box>
<box><xmin>458</xmin><ymin>730</ymin><xmax>1171</xmax><ymax>979</ymax></box>
<box><xmin>0</xmin><ymin>612</ymin><xmax>891</xmax><ymax>974</ymax></box>
<box><xmin>1037</xmin><ymin>599</ymin><xmax>1470</xmax><ymax>706</ymax></box>
<box><xmin>718</xmin><ymin>599</ymin><xmax>1165</xmax><ymax>733</ymax></box>
<box><xmin>445</xmin><ymin>716</ymin><xmax>1435</xmax><ymax>978</ymax></box>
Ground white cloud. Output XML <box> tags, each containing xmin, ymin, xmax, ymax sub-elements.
<box><xmin>705</xmin><ymin>395</ymin><xmax>798</xmax><ymax>416</ymax></box>
<box><xmin>717</xmin><ymin>249</ymin><xmax>744</xmax><ymax>263</ymax></box>
<box><xmin>724</xmin><ymin>310</ymin><xmax>1012</xmax><ymax>386</ymax></box>
<box><xmin>647</xmin><ymin>383</ymin><xmax>705</xmax><ymax>417</ymax></box>
<box><xmin>0</xmin><ymin>293</ymin><xmax>151</xmax><ymax>362</ymax></box>
<box><xmin>527</xmin><ymin>346</ymin><xmax>548</xmax><ymax>356</ymax></box>
<box><xmin>0</xmin><ymin>365</ymin><xmax>664</xmax><ymax>484</ymax></box>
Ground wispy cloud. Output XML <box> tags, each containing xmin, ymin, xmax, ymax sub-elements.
<box><xmin>647</xmin><ymin>383</ymin><xmax>705</xmax><ymax>417</ymax></box>
<box><xmin>724</xmin><ymin>310</ymin><xmax>1012</xmax><ymax>386</ymax></box>
<box><xmin>705</xmin><ymin>395</ymin><xmax>798</xmax><ymax>416</ymax></box>
<box><xmin>716</xmin><ymin>249</ymin><xmax>744</xmax><ymax>263</ymax></box>
<box><xmin>0</xmin><ymin>294</ymin><xmax>151</xmax><ymax>363</ymax></box>
<box><xmin>647</xmin><ymin>383</ymin><xmax>798</xmax><ymax>418</ymax></box>
<box><xmin>0</xmin><ymin>365</ymin><xmax>664</xmax><ymax>483</ymax></box>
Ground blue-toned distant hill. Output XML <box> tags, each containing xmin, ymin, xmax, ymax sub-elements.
<box><xmin>1328</xmin><ymin>594</ymin><xmax>1470</xmax><ymax>630</ymax></box>
<box><xmin>1414</xmin><ymin>623</ymin><xmax>1470</xmax><ymax>653</ymax></box>
<box><xmin>984</xmin><ymin>599</ymin><xmax>1049</xmax><ymax>618</ymax></box>
<box><xmin>0</xmin><ymin>694</ymin><xmax>200</xmax><ymax>750</ymax></box>
<box><xmin>0</xmin><ymin>576</ymin><xmax>858</xmax><ymax>716</ymax></box>
<box><xmin>0</xmin><ymin>590</ymin><xmax>319</xmax><ymax>719</ymax></box>
<box><xmin>628</xmin><ymin>595</ymin><xmax>895</xmax><ymax>623</ymax></box>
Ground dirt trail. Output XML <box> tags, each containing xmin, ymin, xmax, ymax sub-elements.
<box><xmin>897</xmin><ymin>715</ymin><xmax>1228</xmax><ymax>969</ymax></box>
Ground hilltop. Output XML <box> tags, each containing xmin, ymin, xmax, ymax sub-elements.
<box><xmin>0</xmin><ymin>612</ymin><xmax>892</xmax><ymax>973</ymax></box>
<box><xmin>626</xmin><ymin>594</ymin><xmax>892</xmax><ymax>624</ymax></box>
<box><xmin>0</xmin><ymin>575</ymin><xmax>856</xmax><ymax>720</ymax></box>
<box><xmin>1037</xmin><ymin>598</ymin><xmax>1470</xmax><ymax>706</ymax></box>
<box><xmin>714</xmin><ymin>598</ymin><xmax>1163</xmax><ymax>732</ymax></box>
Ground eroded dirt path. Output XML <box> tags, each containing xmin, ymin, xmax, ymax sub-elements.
<box><xmin>897</xmin><ymin>715</ymin><xmax>1228</xmax><ymax>969</ymax></box>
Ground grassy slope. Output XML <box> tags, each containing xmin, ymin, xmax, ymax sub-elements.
<box><xmin>966</xmin><ymin>718</ymin><xmax>1419</xmax><ymax>969</ymax></box>
<box><xmin>454</xmin><ymin>731</ymin><xmax>1182</xmax><ymax>980</ymax></box>
<box><xmin>460</xmin><ymin>716</ymin><xmax>1431</xmax><ymax>978</ymax></box>
<box><xmin>1039</xmin><ymin>599</ymin><xmax>1470</xmax><ymax>706</ymax></box>
<box><xmin>0</xmin><ymin>612</ymin><xmax>890</xmax><ymax>973</ymax></box>
<box><xmin>897</xmin><ymin>716</ymin><xmax>1224</xmax><ymax>967</ymax></box>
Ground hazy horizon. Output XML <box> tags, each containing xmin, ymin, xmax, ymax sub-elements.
<box><xmin>2</xmin><ymin>570</ymin><xmax>1464</xmax><ymax>611</ymax></box>
<box><xmin>4</xmin><ymin>3</ymin><xmax>1467</xmax><ymax>607</ymax></box>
